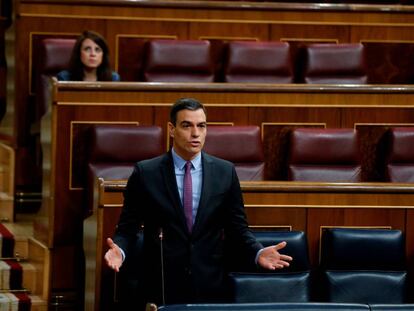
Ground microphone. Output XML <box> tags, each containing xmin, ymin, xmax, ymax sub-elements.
<box><xmin>159</xmin><ymin>228</ymin><xmax>166</xmax><ymax>306</ymax></box>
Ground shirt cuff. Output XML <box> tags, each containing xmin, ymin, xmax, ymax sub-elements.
<box><xmin>255</xmin><ymin>248</ymin><xmax>264</xmax><ymax>265</ymax></box>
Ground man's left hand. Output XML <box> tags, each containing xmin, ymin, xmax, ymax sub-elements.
<box><xmin>257</xmin><ymin>241</ymin><xmax>293</xmax><ymax>270</ymax></box>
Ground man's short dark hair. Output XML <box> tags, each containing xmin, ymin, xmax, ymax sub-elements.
<box><xmin>170</xmin><ymin>98</ymin><xmax>207</xmax><ymax>125</ymax></box>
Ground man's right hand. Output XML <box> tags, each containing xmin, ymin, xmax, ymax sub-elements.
<box><xmin>104</xmin><ymin>238</ymin><xmax>123</xmax><ymax>272</ymax></box>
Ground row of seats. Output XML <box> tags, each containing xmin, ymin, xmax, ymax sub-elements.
<box><xmin>84</xmin><ymin>124</ymin><xmax>414</xmax><ymax>215</ymax></box>
<box><xmin>123</xmin><ymin>228</ymin><xmax>411</xmax><ymax>309</ymax></box>
<box><xmin>38</xmin><ymin>38</ymin><xmax>367</xmax><ymax>85</ymax></box>
<box><xmin>228</xmin><ymin>228</ymin><xmax>408</xmax><ymax>304</ymax></box>
<box><xmin>32</xmin><ymin>38</ymin><xmax>367</xmax><ymax>124</ymax></box>
<box><xmin>288</xmin><ymin>126</ymin><xmax>414</xmax><ymax>183</ymax></box>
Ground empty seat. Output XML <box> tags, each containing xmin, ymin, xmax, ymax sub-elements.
<box><xmin>223</xmin><ymin>41</ymin><xmax>293</xmax><ymax>83</ymax></box>
<box><xmin>320</xmin><ymin>228</ymin><xmax>407</xmax><ymax>304</ymax></box>
<box><xmin>35</xmin><ymin>38</ymin><xmax>76</xmax><ymax>120</ymax></box>
<box><xmin>384</xmin><ymin>127</ymin><xmax>414</xmax><ymax>182</ymax></box>
<box><xmin>229</xmin><ymin>231</ymin><xmax>312</xmax><ymax>303</ymax></box>
<box><xmin>302</xmin><ymin>43</ymin><xmax>367</xmax><ymax>84</ymax></box>
<box><xmin>143</xmin><ymin>39</ymin><xmax>215</xmax><ymax>82</ymax></box>
<box><xmin>288</xmin><ymin>128</ymin><xmax>362</xmax><ymax>182</ymax></box>
<box><xmin>203</xmin><ymin>126</ymin><xmax>265</xmax><ymax>180</ymax></box>
<box><xmin>86</xmin><ymin>124</ymin><xmax>164</xmax><ymax>217</ymax></box>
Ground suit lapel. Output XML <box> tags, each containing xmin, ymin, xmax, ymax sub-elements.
<box><xmin>161</xmin><ymin>152</ymin><xmax>190</xmax><ymax>234</ymax></box>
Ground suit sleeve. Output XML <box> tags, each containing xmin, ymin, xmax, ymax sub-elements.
<box><xmin>113</xmin><ymin>163</ymin><xmax>144</xmax><ymax>258</ymax></box>
<box><xmin>225</xmin><ymin>165</ymin><xmax>263</xmax><ymax>263</ymax></box>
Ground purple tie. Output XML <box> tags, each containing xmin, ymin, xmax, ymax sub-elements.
<box><xmin>183</xmin><ymin>161</ymin><xmax>193</xmax><ymax>232</ymax></box>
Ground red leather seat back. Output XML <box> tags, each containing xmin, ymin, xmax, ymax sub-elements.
<box><xmin>224</xmin><ymin>41</ymin><xmax>293</xmax><ymax>83</ymax></box>
<box><xmin>303</xmin><ymin>43</ymin><xmax>367</xmax><ymax>84</ymax></box>
<box><xmin>39</xmin><ymin>38</ymin><xmax>75</xmax><ymax>75</ymax></box>
<box><xmin>288</xmin><ymin>128</ymin><xmax>362</xmax><ymax>182</ymax></box>
<box><xmin>385</xmin><ymin>127</ymin><xmax>414</xmax><ymax>182</ymax></box>
<box><xmin>35</xmin><ymin>38</ymin><xmax>76</xmax><ymax>120</ymax></box>
<box><xmin>143</xmin><ymin>39</ymin><xmax>215</xmax><ymax>82</ymax></box>
<box><xmin>203</xmin><ymin>126</ymin><xmax>265</xmax><ymax>181</ymax></box>
<box><xmin>86</xmin><ymin>125</ymin><xmax>164</xmax><ymax>217</ymax></box>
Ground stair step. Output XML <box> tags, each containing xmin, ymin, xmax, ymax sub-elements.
<box><xmin>21</xmin><ymin>262</ymin><xmax>37</xmax><ymax>294</ymax></box>
<box><xmin>0</xmin><ymin>192</ymin><xmax>13</xmax><ymax>223</ymax></box>
<box><xmin>1</xmin><ymin>222</ymin><xmax>49</xmax><ymax>299</ymax></box>
<box><xmin>30</xmin><ymin>294</ymin><xmax>48</xmax><ymax>311</ymax></box>
<box><xmin>2</xmin><ymin>221</ymin><xmax>33</xmax><ymax>259</ymax></box>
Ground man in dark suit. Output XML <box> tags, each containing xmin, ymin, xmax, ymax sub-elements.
<box><xmin>105</xmin><ymin>97</ymin><xmax>292</xmax><ymax>307</ymax></box>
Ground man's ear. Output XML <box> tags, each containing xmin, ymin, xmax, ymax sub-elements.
<box><xmin>168</xmin><ymin>122</ymin><xmax>174</xmax><ymax>138</ymax></box>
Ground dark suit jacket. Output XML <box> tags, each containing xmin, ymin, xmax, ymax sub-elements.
<box><xmin>113</xmin><ymin>151</ymin><xmax>262</xmax><ymax>305</ymax></box>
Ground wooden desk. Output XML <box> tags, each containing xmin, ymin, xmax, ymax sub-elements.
<box><xmin>85</xmin><ymin>178</ymin><xmax>414</xmax><ymax>311</ymax></box>
<box><xmin>43</xmin><ymin>80</ymin><xmax>414</xmax><ymax>306</ymax></box>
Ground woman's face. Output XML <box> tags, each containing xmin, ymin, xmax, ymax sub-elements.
<box><xmin>80</xmin><ymin>38</ymin><xmax>103</xmax><ymax>70</ymax></box>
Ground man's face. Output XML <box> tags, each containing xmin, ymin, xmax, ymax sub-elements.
<box><xmin>169</xmin><ymin>108</ymin><xmax>207</xmax><ymax>160</ymax></box>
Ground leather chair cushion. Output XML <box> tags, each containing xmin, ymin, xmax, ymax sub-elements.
<box><xmin>88</xmin><ymin>125</ymin><xmax>163</xmax><ymax>162</ymax></box>
<box><xmin>143</xmin><ymin>39</ymin><xmax>215</xmax><ymax>82</ymax></box>
<box><xmin>303</xmin><ymin>43</ymin><xmax>367</xmax><ymax>84</ymax></box>
<box><xmin>85</xmin><ymin>125</ymin><xmax>164</xmax><ymax>217</ymax></box>
<box><xmin>229</xmin><ymin>272</ymin><xmax>312</xmax><ymax>303</ymax></box>
<box><xmin>39</xmin><ymin>38</ymin><xmax>75</xmax><ymax>74</ymax></box>
<box><xmin>324</xmin><ymin>271</ymin><xmax>407</xmax><ymax>304</ymax></box>
<box><xmin>288</xmin><ymin>128</ymin><xmax>361</xmax><ymax>182</ymax></box>
<box><xmin>320</xmin><ymin>228</ymin><xmax>405</xmax><ymax>270</ymax></box>
<box><xmin>386</xmin><ymin>127</ymin><xmax>414</xmax><ymax>182</ymax></box>
<box><xmin>224</xmin><ymin>41</ymin><xmax>293</xmax><ymax>83</ymax></box>
<box><xmin>203</xmin><ymin>126</ymin><xmax>265</xmax><ymax>181</ymax></box>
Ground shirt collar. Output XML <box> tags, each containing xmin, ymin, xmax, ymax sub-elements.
<box><xmin>172</xmin><ymin>148</ymin><xmax>202</xmax><ymax>171</ymax></box>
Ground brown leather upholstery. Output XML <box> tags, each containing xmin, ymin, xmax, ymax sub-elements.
<box><xmin>302</xmin><ymin>43</ymin><xmax>367</xmax><ymax>84</ymax></box>
<box><xmin>143</xmin><ymin>39</ymin><xmax>215</xmax><ymax>82</ymax></box>
<box><xmin>288</xmin><ymin>128</ymin><xmax>362</xmax><ymax>182</ymax></box>
<box><xmin>203</xmin><ymin>126</ymin><xmax>265</xmax><ymax>181</ymax></box>
<box><xmin>35</xmin><ymin>38</ymin><xmax>75</xmax><ymax>121</ymax></box>
<box><xmin>86</xmin><ymin>125</ymin><xmax>164</xmax><ymax>217</ymax></box>
<box><xmin>385</xmin><ymin>127</ymin><xmax>414</xmax><ymax>182</ymax></box>
<box><xmin>223</xmin><ymin>41</ymin><xmax>293</xmax><ymax>83</ymax></box>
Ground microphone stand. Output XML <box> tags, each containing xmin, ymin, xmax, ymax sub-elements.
<box><xmin>159</xmin><ymin>228</ymin><xmax>166</xmax><ymax>306</ymax></box>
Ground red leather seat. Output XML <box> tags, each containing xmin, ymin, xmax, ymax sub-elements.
<box><xmin>143</xmin><ymin>39</ymin><xmax>215</xmax><ymax>82</ymax></box>
<box><xmin>86</xmin><ymin>124</ymin><xmax>164</xmax><ymax>217</ymax></box>
<box><xmin>288</xmin><ymin>128</ymin><xmax>362</xmax><ymax>182</ymax></box>
<box><xmin>203</xmin><ymin>125</ymin><xmax>265</xmax><ymax>181</ymax></box>
<box><xmin>223</xmin><ymin>41</ymin><xmax>293</xmax><ymax>83</ymax></box>
<box><xmin>385</xmin><ymin>127</ymin><xmax>414</xmax><ymax>182</ymax></box>
<box><xmin>35</xmin><ymin>38</ymin><xmax>75</xmax><ymax>120</ymax></box>
<box><xmin>302</xmin><ymin>43</ymin><xmax>367</xmax><ymax>84</ymax></box>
